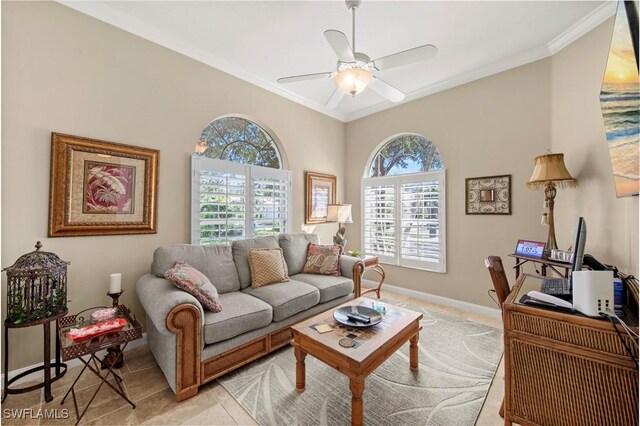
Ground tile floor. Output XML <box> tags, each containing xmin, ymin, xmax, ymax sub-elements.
<box><xmin>1</xmin><ymin>291</ymin><xmax>506</xmax><ymax>425</ymax></box>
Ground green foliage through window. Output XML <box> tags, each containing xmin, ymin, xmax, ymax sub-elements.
<box><xmin>369</xmin><ymin>134</ymin><xmax>443</xmax><ymax>177</ymax></box>
<box><xmin>196</xmin><ymin>117</ymin><xmax>281</xmax><ymax>169</ymax></box>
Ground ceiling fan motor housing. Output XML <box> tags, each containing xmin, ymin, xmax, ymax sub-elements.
<box><xmin>345</xmin><ymin>0</ymin><xmax>361</xmax><ymax>10</ymax></box>
<box><xmin>337</xmin><ymin>52</ymin><xmax>374</xmax><ymax>72</ymax></box>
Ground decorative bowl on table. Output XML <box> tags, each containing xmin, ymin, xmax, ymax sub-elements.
<box><xmin>91</xmin><ymin>307</ymin><xmax>117</xmax><ymax>323</ymax></box>
<box><xmin>333</xmin><ymin>305</ymin><xmax>383</xmax><ymax>328</ymax></box>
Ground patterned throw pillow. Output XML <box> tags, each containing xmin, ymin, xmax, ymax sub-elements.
<box><xmin>302</xmin><ymin>243</ymin><xmax>342</xmax><ymax>276</ymax></box>
<box><xmin>248</xmin><ymin>248</ymin><xmax>290</xmax><ymax>288</ymax></box>
<box><xmin>165</xmin><ymin>260</ymin><xmax>222</xmax><ymax>312</ymax></box>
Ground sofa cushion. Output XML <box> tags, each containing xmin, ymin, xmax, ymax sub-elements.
<box><xmin>165</xmin><ymin>260</ymin><xmax>222</xmax><ymax>312</ymax></box>
<box><xmin>203</xmin><ymin>292</ymin><xmax>273</xmax><ymax>345</ymax></box>
<box><xmin>290</xmin><ymin>274</ymin><xmax>353</xmax><ymax>303</ymax></box>
<box><xmin>248</xmin><ymin>248</ymin><xmax>289</xmax><ymax>288</ymax></box>
<box><xmin>242</xmin><ymin>280</ymin><xmax>320</xmax><ymax>322</ymax></box>
<box><xmin>278</xmin><ymin>233</ymin><xmax>320</xmax><ymax>275</ymax></box>
<box><xmin>232</xmin><ymin>236</ymin><xmax>280</xmax><ymax>289</ymax></box>
<box><xmin>152</xmin><ymin>244</ymin><xmax>240</xmax><ymax>294</ymax></box>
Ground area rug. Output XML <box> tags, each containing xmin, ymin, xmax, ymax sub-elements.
<box><xmin>218</xmin><ymin>300</ymin><xmax>503</xmax><ymax>426</ymax></box>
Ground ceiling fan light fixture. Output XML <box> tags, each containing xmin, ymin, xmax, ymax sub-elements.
<box><xmin>334</xmin><ymin>68</ymin><xmax>372</xmax><ymax>96</ymax></box>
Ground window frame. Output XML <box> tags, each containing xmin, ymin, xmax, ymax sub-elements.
<box><xmin>361</xmin><ymin>169</ymin><xmax>446</xmax><ymax>273</ymax></box>
<box><xmin>191</xmin><ymin>156</ymin><xmax>292</xmax><ymax>245</ymax></box>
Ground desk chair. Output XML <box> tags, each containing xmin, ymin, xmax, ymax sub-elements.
<box><xmin>484</xmin><ymin>255</ymin><xmax>510</xmax><ymax>418</ymax></box>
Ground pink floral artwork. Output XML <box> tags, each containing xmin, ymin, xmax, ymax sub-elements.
<box><xmin>83</xmin><ymin>161</ymin><xmax>135</xmax><ymax>214</ymax></box>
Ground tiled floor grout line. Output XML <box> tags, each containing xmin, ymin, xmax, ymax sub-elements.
<box><xmin>218</xmin><ymin>401</ymin><xmax>240</xmax><ymax>426</ymax></box>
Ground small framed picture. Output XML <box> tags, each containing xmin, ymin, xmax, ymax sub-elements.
<box><xmin>305</xmin><ymin>172</ymin><xmax>336</xmax><ymax>224</ymax></box>
<box><xmin>48</xmin><ymin>133</ymin><xmax>159</xmax><ymax>237</ymax></box>
<box><xmin>465</xmin><ymin>174</ymin><xmax>511</xmax><ymax>215</ymax></box>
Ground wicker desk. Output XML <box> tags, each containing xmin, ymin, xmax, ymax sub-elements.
<box><xmin>503</xmin><ymin>274</ymin><xmax>639</xmax><ymax>426</ymax></box>
<box><xmin>507</xmin><ymin>253</ymin><xmax>572</xmax><ymax>282</ymax></box>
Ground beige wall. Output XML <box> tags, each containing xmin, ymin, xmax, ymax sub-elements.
<box><xmin>345</xmin><ymin>59</ymin><xmax>552</xmax><ymax>307</ymax></box>
<box><xmin>1</xmin><ymin>2</ymin><xmax>344</xmax><ymax>371</ymax></box>
<box><xmin>550</xmin><ymin>18</ymin><xmax>639</xmax><ymax>276</ymax></box>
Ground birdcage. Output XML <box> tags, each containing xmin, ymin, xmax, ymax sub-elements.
<box><xmin>2</xmin><ymin>241</ymin><xmax>69</xmax><ymax>326</ymax></box>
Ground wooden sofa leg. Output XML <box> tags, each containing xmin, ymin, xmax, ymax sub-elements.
<box><xmin>167</xmin><ymin>304</ymin><xmax>201</xmax><ymax>402</ymax></box>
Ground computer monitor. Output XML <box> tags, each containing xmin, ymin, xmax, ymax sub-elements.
<box><xmin>571</xmin><ymin>217</ymin><xmax>587</xmax><ymax>284</ymax></box>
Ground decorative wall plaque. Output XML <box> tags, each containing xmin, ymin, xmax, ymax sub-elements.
<box><xmin>465</xmin><ymin>174</ymin><xmax>511</xmax><ymax>215</ymax></box>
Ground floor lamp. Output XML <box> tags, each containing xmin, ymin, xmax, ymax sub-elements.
<box><xmin>526</xmin><ymin>153</ymin><xmax>577</xmax><ymax>256</ymax></box>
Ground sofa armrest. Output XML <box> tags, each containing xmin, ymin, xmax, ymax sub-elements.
<box><xmin>340</xmin><ymin>255</ymin><xmax>364</xmax><ymax>279</ymax></box>
<box><xmin>340</xmin><ymin>255</ymin><xmax>365</xmax><ymax>297</ymax></box>
<box><xmin>136</xmin><ymin>274</ymin><xmax>205</xmax><ymax>336</ymax></box>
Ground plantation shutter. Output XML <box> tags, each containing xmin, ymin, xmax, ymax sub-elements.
<box><xmin>399</xmin><ymin>172</ymin><xmax>445</xmax><ymax>271</ymax></box>
<box><xmin>192</xmin><ymin>156</ymin><xmax>291</xmax><ymax>245</ymax></box>
<box><xmin>362</xmin><ymin>170</ymin><xmax>446</xmax><ymax>273</ymax></box>
<box><xmin>363</xmin><ymin>178</ymin><xmax>396</xmax><ymax>264</ymax></box>
<box><xmin>251</xmin><ymin>167</ymin><xmax>291</xmax><ymax>238</ymax></box>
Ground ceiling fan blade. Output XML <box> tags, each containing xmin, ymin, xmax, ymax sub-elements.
<box><xmin>373</xmin><ymin>44</ymin><xmax>438</xmax><ymax>71</ymax></box>
<box><xmin>369</xmin><ymin>77</ymin><xmax>405</xmax><ymax>102</ymax></box>
<box><xmin>325</xmin><ymin>87</ymin><xmax>346</xmax><ymax>110</ymax></box>
<box><xmin>324</xmin><ymin>30</ymin><xmax>355</xmax><ymax>62</ymax></box>
<box><xmin>277</xmin><ymin>72</ymin><xmax>333</xmax><ymax>84</ymax></box>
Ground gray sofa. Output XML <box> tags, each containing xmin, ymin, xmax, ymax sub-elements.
<box><xmin>136</xmin><ymin>233</ymin><xmax>364</xmax><ymax>401</ymax></box>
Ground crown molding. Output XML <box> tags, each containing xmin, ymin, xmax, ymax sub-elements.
<box><xmin>57</xmin><ymin>1</ymin><xmax>349</xmax><ymax>122</ymax></box>
<box><xmin>57</xmin><ymin>1</ymin><xmax>615</xmax><ymax>124</ymax></box>
<box><xmin>345</xmin><ymin>44</ymin><xmax>552</xmax><ymax>122</ymax></box>
<box><xmin>547</xmin><ymin>1</ymin><xmax>616</xmax><ymax>55</ymax></box>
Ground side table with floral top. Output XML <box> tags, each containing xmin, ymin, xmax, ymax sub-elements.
<box><xmin>58</xmin><ymin>305</ymin><xmax>142</xmax><ymax>425</ymax></box>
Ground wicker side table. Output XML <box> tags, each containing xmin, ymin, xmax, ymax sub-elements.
<box><xmin>359</xmin><ymin>256</ymin><xmax>386</xmax><ymax>299</ymax></box>
<box><xmin>58</xmin><ymin>305</ymin><xmax>142</xmax><ymax>425</ymax></box>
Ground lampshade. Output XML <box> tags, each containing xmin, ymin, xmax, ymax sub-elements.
<box><xmin>334</xmin><ymin>68</ymin><xmax>372</xmax><ymax>96</ymax></box>
<box><xmin>326</xmin><ymin>204</ymin><xmax>353</xmax><ymax>223</ymax></box>
<box><xmin>526</xmin><ymin>153</ymin><xmax>577</xmax><ymax>190</ymax></box>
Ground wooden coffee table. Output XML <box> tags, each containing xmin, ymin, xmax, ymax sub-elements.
<box><xmin>291</xmin><ymin>297</ymin><xmax>422</xmax><ymax>426</ymax></box>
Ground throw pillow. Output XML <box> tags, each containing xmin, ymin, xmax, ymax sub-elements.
<box><xmin>302</xmin><ymin>243</ymin><xmax>342</xmax><ymax>276</ymax></box>
<box><xmin>165</xmin><ymin>260</ymin><xmax>222</xmax><ymax>312</ymax></box>
<box><xmin>248</xmin><ymin>248</ymin><xmax>290</xmax><ymax>288</ymax></box>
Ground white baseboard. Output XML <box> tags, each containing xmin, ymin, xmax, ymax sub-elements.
<box><xmin>366</xmin><ymin>279</ymin><xmax>501</xmax><ymax>320</ymax></box>
<box><xmin>1</xmin><ymin>333</ymin><xmax>147</xmax><ymax>390</ymax></box>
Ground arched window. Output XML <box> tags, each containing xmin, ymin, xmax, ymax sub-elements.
<box><xmin>369</xmin><ymin>134</ymin><xmax>443</xmax><ymax>177</ymax></box>
<box><xmin>362</xmin><ymin>134</ymin><xmax>446</xmax><ymax>273</ymax></box>
<box><xmin>192</xmin><ymin>116</ymin><xmax>291</xmax><ymax>245</ymax></box>
<box><xmin>196</xmin><ymin>116</ymin><xmax>282</xmax><ymax>169</ymax></box>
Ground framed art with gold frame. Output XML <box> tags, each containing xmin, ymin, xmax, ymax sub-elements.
<box><xmin>305</xmin><ymin>172</ymin><xmax>336</xmax><ymax>224</ymax></box>
<box><xmin>48</xmin><ymin>133</ymin><xmax>159</xmax><ymax>237</ymax></box>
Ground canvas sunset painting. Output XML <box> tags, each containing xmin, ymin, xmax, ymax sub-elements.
<box><xmin>600</xmin><ymin>1</ymin><xmax>639</xmax><ymax>197</ymax></box>
<box><xmin>83</xmin><ymin>161</ymin><xmax>135</xmax><ymax>214</ymax></box>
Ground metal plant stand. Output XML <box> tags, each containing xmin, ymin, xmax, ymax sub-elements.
<box><xmin>2</xmin><ymin>314</ymin><xmax>68</xmax><ymax>403</ymax></box>
<box><xmin>2</xmin><ymin>241</ymin><xmax>70</xmax><ymax>403</ymax></box>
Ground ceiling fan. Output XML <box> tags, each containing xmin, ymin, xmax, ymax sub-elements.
<box><xmin>276</xmin><ymin>0</ymin><xmax>438</xmax><ymax>109</ymax></box>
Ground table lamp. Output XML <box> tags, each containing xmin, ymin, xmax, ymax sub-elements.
<box><xmin>526</xmin><ymin>153</ymin><xmax>577</xmax><ymax>256</ymax></box>
<box><xmin>327</xmin><ymin>204</ymin><xmax>353</xmax><ymax>248</ymax></box>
